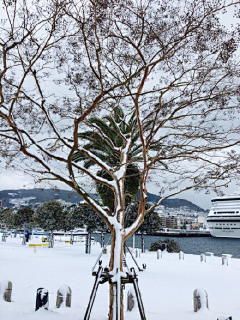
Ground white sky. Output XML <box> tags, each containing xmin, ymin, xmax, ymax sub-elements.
<box><xmin>0</xmin><ymin>2</ymin><xmax>239</xmax><ymax>210</ymax></box>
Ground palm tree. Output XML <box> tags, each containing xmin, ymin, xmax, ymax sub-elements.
<box><xmin>72</xmin><ymin>107</ymin><xmax>142</xmax><ymax>210</ymax></box>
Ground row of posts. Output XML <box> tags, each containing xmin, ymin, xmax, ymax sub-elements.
<box><xmin>128</xmin><ymin>287</ymin><xmax>232</xmax><ymax>319</ymax></box>
<box><xmin>1</xmin><ymin>231</ymin><xmax>232</xmax><ymax>265</ymax></box>
<box><xmin>0</xmin><ymin>279</ymin><xmax>232</xmax><ymax>319</ymax></box>
<box><xmin>1</xmin><ymin>231</ymin><xmax>91</xmax><ymax>252</ymax></box>
<box><xmin>0</xmin><ymin>280</ymin><xmax>72</xmax><ymax>309</ymax></box>
<box><xmin>156</xmin><ymin>250</ymin><xmax>230</xmax><ymax>265</ymax></box>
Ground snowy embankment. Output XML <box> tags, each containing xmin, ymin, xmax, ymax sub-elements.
<box><xmin>0</xmin><ymin>236</ymin><xmax>239</xmax><ymax>320</ymax></box>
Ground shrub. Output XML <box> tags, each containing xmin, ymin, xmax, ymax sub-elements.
<box><xmin>149</xmin><ymin>238</ymin><xmax>181</xmax><ymax>253</ymax></box>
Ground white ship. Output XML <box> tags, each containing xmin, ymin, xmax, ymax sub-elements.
<box><xmin>206</xmin><ymin>192</ymin><xmax>240</xmax><ymax>238</ymax></box>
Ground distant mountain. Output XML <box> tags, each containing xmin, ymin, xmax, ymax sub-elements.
<box><xmin>146</xmin><ymin>192</ymin><xmax>207</xmax><ymax>213</ymax></box>
<box><xmin>0</xmin><ymin>188</ymin><xmax>207</xmax><ymax>212</ymax></box>
<box><xmin>0</xmin><ymin>188</ymin><xmax>95</xmax><ymax>208</ymax></box>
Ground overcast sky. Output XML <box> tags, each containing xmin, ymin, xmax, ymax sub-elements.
<box><xmin>0</xmin><ymin>2</ymin><xmax>239</xmax><ymax>210</ymax></box>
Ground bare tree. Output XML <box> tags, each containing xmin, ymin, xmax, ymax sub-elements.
<box><xmin>0</xmin><ymin>1</ymin><xmax>240</xmax><ymax>319</ymax></box>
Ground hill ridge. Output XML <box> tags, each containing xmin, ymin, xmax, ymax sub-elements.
<box><xmin>0</xmin><ymin>188</ymin><xmax>207</xmax><ymax>212</ymax></box>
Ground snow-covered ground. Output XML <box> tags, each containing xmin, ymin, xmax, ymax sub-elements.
<box><xmin>0</xmin><ymin>235</ymin><xmax>239</xmax><ymax>320</ymax></box>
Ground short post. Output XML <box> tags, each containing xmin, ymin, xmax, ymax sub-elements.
<box><xmin>135</xmin><ymin>249</ymin><xmax>138</xmax><ymax>258</ymax></box>
<box><xmin>222</xmin><ymin>256</ymin><xmax>228</xmax><ymax>266</ymax></box>
<box><xmin>70</xmin><ymin>232</ymin><xmax>74</xmax><ymax>245</ymax></box>
<box><xmin>0</xmin><ymin>280</ymin><xmax>12</xmax><ymax>302</ymax></box>
<box><xmin>2</xmin><ymin>232</ymin><xmax>7</xmax><ymax>242</ymax></box>
<box><xmin>157</xmin><ymin>249</ymin><xmax>162</xmax><ymax>259</ymax></box>
<box><xmin>141</xmin><ymin>234</ymin><xmax>145</xmax><ymax>253</ymax></box>
<box><xmin>56</xmin><ymin>285</ymin><xmax>72</xmax><ymax>308</ymax></box>
<box><xmin>127</xmin><ymin>289</ymin><xmax>135</xmax><ymax>311</ymax></box>
<box><xmin>35</xmin><ymin>288</ymin><xmax>49</xmax><ymax>311</ymax></box>
<box><xmin>179</xmin><ymin>251</ymin><xmax>184</xmax><ymax>260</ymax></box>
<box><xmin>200</xmin><ymin>253</ymin><xmax>206</xmax><ymax>262</ymax></box>
<box><xmin>193</xmin><ymin>288</ymin><xmax>209</xmax><ymax>312</ymax></box>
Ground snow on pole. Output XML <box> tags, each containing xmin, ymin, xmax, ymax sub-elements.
<box><xmin>157</xmin><ymin>249</ymin><xmax>162</xmax><ymax>259</ymax></box>
<box><xmin>179</xmin><ymin>251</ymin><xmax>184</xmax><ymax>260</ymax></box>
<box><xmin>193</xmin><ymin>288</ymin><xmax>209</xmax><ymax>312</ymax></box>
<box><xmin>56</xmin><ymin>285</ymin><xmax>72</xmax><ymax>308</ymax></box>
<box><xmin>222</xmin><ymin>256</ymin><xmax>228</xmax><ymax>266</ymax></box>
<box><xmin>200</xmin><ymin>253</ymin><xmax>206</xmax><ymax>262</ymax></box>
<box><xmin>0</xmin><ymin>280</ymin><xmax>12</xmax><ymax>302</ymax></box>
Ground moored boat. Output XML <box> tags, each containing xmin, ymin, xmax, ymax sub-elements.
<box><xmin>206</xmin><ymin>192</ymin><xmax>240</xmax><ymax>238</ymax></box>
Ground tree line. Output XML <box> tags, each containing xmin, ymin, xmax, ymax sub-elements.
<box><xmin>0</xmin><ymin>201</ymin><xmax>161</xmax><ymax>234</ymax></box>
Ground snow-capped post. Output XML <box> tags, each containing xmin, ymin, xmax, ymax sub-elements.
<box><xmin>127</xmin><ymin>289</ymin><xmax>135</xmax><ymax>311</ymax></box>
<box><xmin>193</xmin><ymin>288</ymin><xmax>209</xmax><ymax>312</ymax></box>
<box><xmin>56</xmin><ymin>285</ymin><xmax>72</xmax><ymax>308</ymax></box>
<box><xmin>141</xmin><ymin>234</ymin><xmax>145</xmax><ymax>253</ymax></box>
<box><xmin>157</xmin><ymin>249</ymin><xmax>162</xmax><ymax>259</ymax></box>
<box><xmin>35</xmin><ymin>288</ymin><xmax>49</xmax><ymax>311</ymax></box>
<box><xmin>1</xmin><ymin>232</ymin><xmax>7</xmax><ymax>242</ymax></box>
<box><xmin>0</xmin><ymin>280</ymin><xmax>12</xmax><ymax>302</ymax></box>
<box><xmin>179</xmin><ymin>251</ymin><xmax>184</xmax><ymax>260</ymax></box>
<box><xmin>200</xmin><ymin>254</ymin><xmax>206</xmax><ymax>262</ymax></box>
<box><xmin>222</xmin><ymin>256</ymin><xmax>228</xmax><ymax>266</ymax></box>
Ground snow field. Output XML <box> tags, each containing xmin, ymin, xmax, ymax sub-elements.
<box><xmin>0</xmin><ymin>236</ymin><xmax>239</xmax><ymax>320</ymax></box>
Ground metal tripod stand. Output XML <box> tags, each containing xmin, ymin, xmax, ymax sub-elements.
<box><xmin>84</xmin><ymin>244</ymin><xmax>146</xmax><ymax>320</ymax></box>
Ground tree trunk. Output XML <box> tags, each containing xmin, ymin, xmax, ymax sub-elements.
<box><xmin>108</xmin><ymin>228</ymin><xmax>125</xmax><ymax>320</ymax></box>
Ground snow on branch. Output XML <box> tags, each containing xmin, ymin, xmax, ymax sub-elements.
<box><xmin>77</xmin><ymin>147</ymin><xmax>112</xmax><ymax>172</ymax></box>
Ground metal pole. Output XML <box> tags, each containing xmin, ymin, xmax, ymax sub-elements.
<box><xmin>141</xmin><ymin>234</ymin><xmax>145</xmax><ymax>253</ymax></box>
<box><xmin>101</xmin><ymin>232</ymin><xmax>104</xmax><ymax>248</ymax></box>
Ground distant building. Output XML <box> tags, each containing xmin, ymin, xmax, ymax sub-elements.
<box><xmin>160</xmin><ymin>216</ymin><xmax>178</xmax><ymax>229</ymax></box>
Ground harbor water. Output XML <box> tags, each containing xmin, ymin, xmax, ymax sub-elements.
<box><xmin>92</xmin><ymin>233</ymin><xmax>240</xmax><ymax>259</ymax></box>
